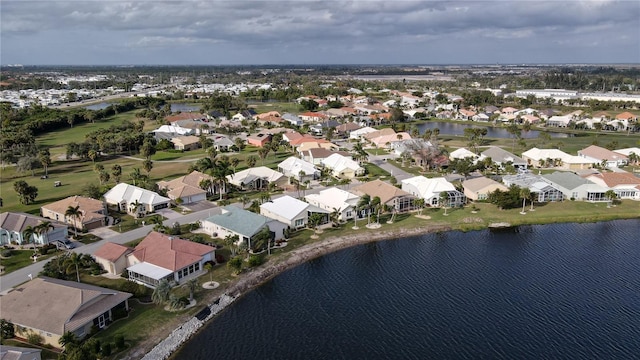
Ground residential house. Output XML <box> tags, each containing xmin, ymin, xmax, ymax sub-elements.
<box><xmin>546</xmin><ymin>115</ymin><xmax>573</xmax><ymax>127</ymax></box>
<box><xmin>165</xmin><ymin>112</ymin><xmax>207</xmax><ymax>123</ymax></box>
<box><xmin>0</xmin><ymin>277</ymin><xmax>131</xmax><ymax>347</ymax></box>
<box><xmin>401</xmin><ymin>176</ymin><xmax>466</xmax><ymax>207</ymax></box>
<box><xmin>305</xmin><ymin>187</ymin><xmax>361</xmax><ymax>222</ymax></box>
<box><xmin>299</xmin><ymin>111</ymin><xmax>328</xmax><ymax>122</ymax></box>
<box><xmin>614</xmin><ymin>147</ymin><xmax>640</xmax><ymax>163</ymax></box>
<box><xmin>202</xmin><ymin>205</ymin><xmax>288</xmax><ymax>246</ymax></box>
<box><xmin>260</xmin><ymin>195</ymin><xmax>329</xmax><ymax>230</ymax></box>
<box><xmin>0</xmin><ymin>212</ymin><xmax>68</xmax><ymax>246</ymax></box>
<box><xmin>457</xmin><ymin>109</ymin><xmax>476</xmax><ymax>121</ymax></box>
<box><xmin>462</xmin><ymin>176</ymin><xmax>509</xmax><ymax>201</ymax></box>
<box><xmin>349</xmin><ymin>126</ymin><xmax>378</xmax><ymax>140</ymax></box>
<box><xmin>227</xmin><ymin>166</ymin><xmax>287</xmax><ymax>190</ymax></box>
<box><xmin>124</xmin><ymin>231</ymin><xmax>215</xmax><ymax>288</ymax></box>
<box><xmin>352</xmin><ymin>179</ymin><xmax>415</xmax><ymax>212</ymax></box>
<box><xmin>302</xmin><ymin>148</ymin><xmax>351</xmax><ymax>166</ymax></box>
<box><xmin>521</xmin><ymin>147</ymin><xmax>593</xmax><ymax>170</ymax></box>
<box><xmin>210</xmin><ymin>134</ymin><xmax>234</xmax><ymax>152</ymax></box>
<box><xmin>278</xmin><ymin>157</ymin><xmax>320</xmax><ymax>182</ymax></box>
<box><xmin>282</xmin><ymin>113</ymin><xmax>303</xmax><ymax>126</ymax></box>
<box><xmin>480</xmin><ymin>146</ymin><xmax>527</xmax><ymax>170</ymax></box>
<box><xmin>231</xmin><ymin>109</ymin><xmax>257</xmax><ymax>121</ymax></box>
<box><xmin>246</xmin><ymin>132</ymin><xmax>271</xmax><ymax>147</ymax></box>
<box><xmin>502</xmin><ymin>173</ymin><xmax>564</xmax><ymax>202</ymax></box>
<box><xmin>449</xmin><ymin>148</ymin><xmax>479</xmax><ymax>161</ymax></box>
<box><xmin>321</xmin><ymin>153</ymin><xmax>365</xmax><ymax>179</ymax></box>
<box><xmin>170</xmin><ymin>135</ymin><xmax>201</xmax><ymax>151</ymax></box>
<box><xmin>472</xmin><ymin>112</ymin><xmax>491</xmax><ymax>122</ymax></box>
<box><xmin>391</xmin><ymin>138</ymin><xmax>433</xmax><ymax>157</ymax></box>
<box><xmin>585</xmin><ymin>172</ymin><xmax>640</xmax><ymax>200</ymax></box>
<box><xmin>296</xmin><ymin>141</ymin><xmax>338</xmax><ymax>156</ymax></box>
<box><xmin>370</xmin><ymin>132</ymin><xmax>411</xmax><ymax>149</ymax></box>
<box><xmin>103</xmin><ymin>183</ymin><xmax>170</xmax><ymax>217</ymax></box>
<box><xmin>152</xmin><ymin>124</ymin><xmax>194</xmax><ymax>140</ymax></box>
<box><xmin>157</xmin><ymin>170</ymin><xmax>216</xmax><ymax>204</ymax></box>
<box><xmin>578</xmin><ymin>145</ymin><xmax>628</xmax><ymax>168</ymax></box>
<box><xmin>41</xmin><ymin>196</ymin><xmax>107</xmax><ymax>231</ymax></box>
<box><xmin>93</xmin><ymin>242</ymin><xmax>133</xmax><ymax>275</ymax></box>
<box><xmin>309</xmin><ymin>120</ymin><xmax>341</xmax><ymax>136</ymax></box>
<box><xmin>541</xmin><ymin>171</ymin><xmax>608</xmax><ymax>202</ymax></box>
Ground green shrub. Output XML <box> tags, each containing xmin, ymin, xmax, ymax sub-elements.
<box><xmin>0</xmin><ymin>249</ymin><xmax>13</xmax><ymax>257</ymax></box>
<box><xmin>26</xmin><ymin>332</ymin><xmax>43</xmax><ymax>345</ymax></box>
<box><xmin>115</xmin><ymin>335</ymin><xmax>125</xmax><ymax>350</ymax></box>
<box><xmin>248</xmin><ymin>255</ymin><xmax>263</xmax><ymax>267</ymax></box>
<box><xmin>101</xmin><ymin>342</ymin><xmax>112</xmax><ymax>356</ymax></box>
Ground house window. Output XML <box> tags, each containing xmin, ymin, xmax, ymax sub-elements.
<box><xmin>295</xmin><ymin>218</ymin><xmax>305</xmax><ymax>227</ymax></box>
<box><xmin>478</xmin><ymin>193</ymin><xmax>487</xmax><ymax>200</ymax></box>
<box><xmin>346</xmin><ymin>211</ymin><xmax>352</xmax><ymax>218</ymax></box>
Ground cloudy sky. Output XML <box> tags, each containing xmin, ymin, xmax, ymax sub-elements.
<box><xmin>1</xmin><ymin>0</ymin><xmax>639</xmax><ymax>65</ymax></box>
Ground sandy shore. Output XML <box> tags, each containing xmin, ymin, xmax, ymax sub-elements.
<box><xmin>132</xmin><ymin>223</ymin><xmax>451</xmax><ymax>360</ymax></box>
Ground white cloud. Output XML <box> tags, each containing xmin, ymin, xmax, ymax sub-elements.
<box><xmin>1</xmin><ymin>0</ymin><xmax>638</xmax><ymax>64</ymax></box>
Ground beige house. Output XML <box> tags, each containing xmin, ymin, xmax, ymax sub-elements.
<box><xmin>93</xmin><ymin>242</ymin><xmax>133</xmax><ymax>275</ymax></box>
<box><xmin>0</xmin><ymin>346</ymin><xmax>42</xmax><ymax>360</ymax></box>
<box><xmin>351</xmin><ymin>179</ymin><xmax>415</xmax><ymax>212</ymax></box>
<box><xmin>171</xmin><ymin>135</ymin><xmax>201</xmax><ymax>151</ymax></box>
<box><xmin>462</xmin><ymin>176</ymin><xmax>509</xmax><ymax>201</ymax></box>
<box><xmin>41</xmin><ymin>195</ymin><xmax>107</xmax><ymax>231</ymax></box>
<box><xmin>157</xmin><ymin>170</ymin><xmax>216</xmax><ymax>204</ymax></box>
<box><xmin>0</xmin><ymin>277</ymin><xmax>131</xmax><ymax>348</ymax></box>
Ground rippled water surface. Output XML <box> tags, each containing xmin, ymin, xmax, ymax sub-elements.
<box><xmin>175</xmin><ymin>220</ymin><xmax>640</xmax><ymax>360</ymax></box>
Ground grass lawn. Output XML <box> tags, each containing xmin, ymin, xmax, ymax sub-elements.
<box><xmin>0</xmin><ymin>155</ymin><xmax>191</xmax><ymax>214</ymax></box>
<box><xmin>0</xmin><ymin>249</ymin><xmax>63</xmax><ymax>275</ymax></box>
<box><xmin>249</xmin><ymin>101</ymin><xmax>301</xmax><ymax>114</ymax></box>
<box><xmin>362</xmin><ymin>163</ymin><xmax>391</xmax><ymax>179</ymax></box>
<box><xmin>36</xmin><ymin>112</ymin><xmax>141</xmax><ymax>149</ymax></box>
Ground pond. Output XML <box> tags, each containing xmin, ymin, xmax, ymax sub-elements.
<box><xmin>416</xmin><ymin>121</ymin><xmax>570</xmax><ymax>139</ymax></box>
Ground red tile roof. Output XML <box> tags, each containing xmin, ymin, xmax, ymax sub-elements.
<box><xmin>94</xmin><ymin>242</ymin><xmax>133</xmax><ymax>262</ymax></box>
<box><xmin>130</xmin><ymin>231</ymin><xmax>214</xmax><ymax>271</ymax></box>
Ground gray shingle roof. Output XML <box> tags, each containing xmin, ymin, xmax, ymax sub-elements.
<box><xmin>205</xmin><ymin>206</ymin><xmax>271</xmax><ymax>238</ymax></box>
<box><xmin>541</xmin><ymin>171</ymin><xmax>592</xmax><ymax>190</ymax></box>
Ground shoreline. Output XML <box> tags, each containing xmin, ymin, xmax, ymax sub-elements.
<box><xmin>137</xmin><ymin>223</ymin><xmax>451</xmax><ymax>360</ymax></box>
<box><xmin>132</xmin><ymin>217</ymin><xmax>640</xmax><ymax>359</ymax></box>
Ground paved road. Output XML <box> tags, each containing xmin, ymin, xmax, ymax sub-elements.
<box><xmin>0</xmin><ymin>206</ymin><xmax>221</xmax><ymax>293</ymax></box>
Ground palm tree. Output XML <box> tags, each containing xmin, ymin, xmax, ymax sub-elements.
<box><xmin>152</xmin><ymin>279</ymin><xmax>172</xmax><ymax>305</ymax></box>
<box><xmin>529</xmin><ymin>191</ymin><xmax>537</xmax><ymax>211</ymax></box>
<box><xmin>356</xmin><ymin>194</ymin><xmax>371</xmax><ymax>225</ymax></box>
<box><xmin>204</xmin><ymin>262</ymin><xmax>214</xmax><ymax>284</ymax></box>
<box><xmin>308</xmin><ymin>213</ymin><xmax>324</xmax><ymax>237</ymax></box>
<box><xmin>22</xmin><ymin>225</ymin><xmax>37</xmax><ymax>254</ymax></box>
<box><xmin>186</xmin><ymin>278</ymin><xmax>198</xmax><ymax>302</ymax></box>
<box><xmin>370</xmin><ymin>196</ymin><xmax>382</xmax><ymax>224</ymax></box>
<box><xmin>58</xmin><ymin>331</ymin><xmax>78</xmax><ymax>349</ymax></box>
<box><xmin>330</xmin><ymin>208</ymin><xmax>341</xmax><ymax>228</ymax></box>
<box><xmin>64</xmin><ymin>252</ymin><xmax>84</xmax><ymax>282</ymax></box>
<box><xmin>439</xmin><ymin>192</ymin><xmax>450</xmax><ymax>216</ymax></box>
<box><xmin>414</xmin><ymin>198</ymin><xmax>425</xmax><ymax>216</ymax></box>
<box><xmin>129</xmin><ymin>168</ymin><xmax>142</xmax><ymax>186</ymax></box>
<box><xmin>520</xmin><ymin>187</ymin><xmax>531</xmax><ymax>215</ymax></box>
<box><xmin>605</xmin><ymin>190</ymin><xmax>617</xmax><ymax>208</ymax></box>
<box><xmin>246</xmin><ymin>155</ymin><xmax>258</xmax><ymax>168</ymax></box>
<box><xmin>199</xmin><ymin>178</ymin><xmax>213</xmax><ymax>196</ymax></box>
<box><xmin>35</xmin><ymin>221</ymin><xmax>54</xmax><ymax>246</ymax></box>
<box><xmin>210</xmin><ymin>157</ymin><xmax>233</xmax><ymax>200</ymax></box>
<box><xmin>129</xmin><ymin>200</ymin><xmax>143</xmax><ymax>218</ymax></box>
<box><xmin>111</xmin><ymin>164</ymin><xmax>122</xmax><ymax>183</ymax></box>
<box><xmin>142</xmin><ymin>159</ymin><xmax>153</xmax><ymax>176</ymax></box>
<box><xmin>65</xmin><ymin>205</ymin><xmax>82</xmax><ymax>238</ymax></box>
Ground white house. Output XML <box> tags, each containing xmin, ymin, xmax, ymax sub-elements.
<box><xmin>449</xmin><ymin>148</ymin><xmax>479</xmax><ymax>161</ymax></box>
<box><xmin>260</xmin><ymin>195</ymin><xmax>329</xmax><ymax>229</ymax></box>
<box><xmin>541</xmin><ymin>171</ymin><xmax>609</xmax><ymax>202</ymax></box>
<box><xmin>103</xmin><ymin>183</ymin><xmax>170</xmax><ymax>217</ymax></box>
<box><xmin>401</xmin><ymin>176</ymin><xmax>466</xmax><ymax>207</ymax></box>
<box><xmin>349</xmin><ymin>126</ymin><xmax>377</xmax><ymax>140</ymax></box>
<box><xmin>321</xmin><ymin>153</ymin><xmax>365</xmax><ymax>179</ymax></box>
<box><xmin>227</xmin><ymin>166</ymin><xmax>287</xmax><ymax>190</ymax></box>
<box><xmin>0</xmin><ymin>212</ymin><xmax>68</xmax><ymax>246</ymax></box>
<box><xmin>277</xmin><ymin>157</ymin><xmax>319</xmax><ymax>182</ymax></box>
<box><xmin>304</xmin><ymin>187</ymin><xmax>361</xmax><ymax>222</ymax></box>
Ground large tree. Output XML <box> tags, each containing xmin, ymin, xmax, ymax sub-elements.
<box><xmin>13</xmin><ymin>180</ymin><xmax>38</xmax><ymax>205</ymax></box>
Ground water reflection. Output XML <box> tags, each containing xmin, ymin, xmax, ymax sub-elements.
<box><xmin>416</xmin><ymin>121</ymin><xmax>570</xmax><ymax>139</ymax></box>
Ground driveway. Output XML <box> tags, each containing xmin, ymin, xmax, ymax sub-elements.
<box><xmin>89</xmin><ymin>226</ymin><xmax>120</xmax><ymax>239</ymax></box>
<box><xmin>182</xmin><ymin>200</ymin><xmax>217</xmax><ymax>212</ymax></box>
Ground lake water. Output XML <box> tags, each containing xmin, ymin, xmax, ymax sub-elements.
<box><xmin>174</xmin><ymin>220</ymin><xmax>640</xmax><ymax>360</ymax></box>
<box><xmin>416</xmin><ymin>121</ymin><xmax>570</xmax><ymax>139</ymax></box>
<box><xmin>171</xmin><ymin>103</ymin><xmax>201</xmax><ymax>112</ymax></box>
<box><xmin>83</xmin><ymin>102</ymin><xmax>111</xmax><ymax>110</ymax></box>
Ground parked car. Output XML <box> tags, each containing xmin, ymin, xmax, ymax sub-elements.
<box><xmin>53</xmin><ymin>239</ymin><xmax>75</xmax><ymax>250</ymax></box>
